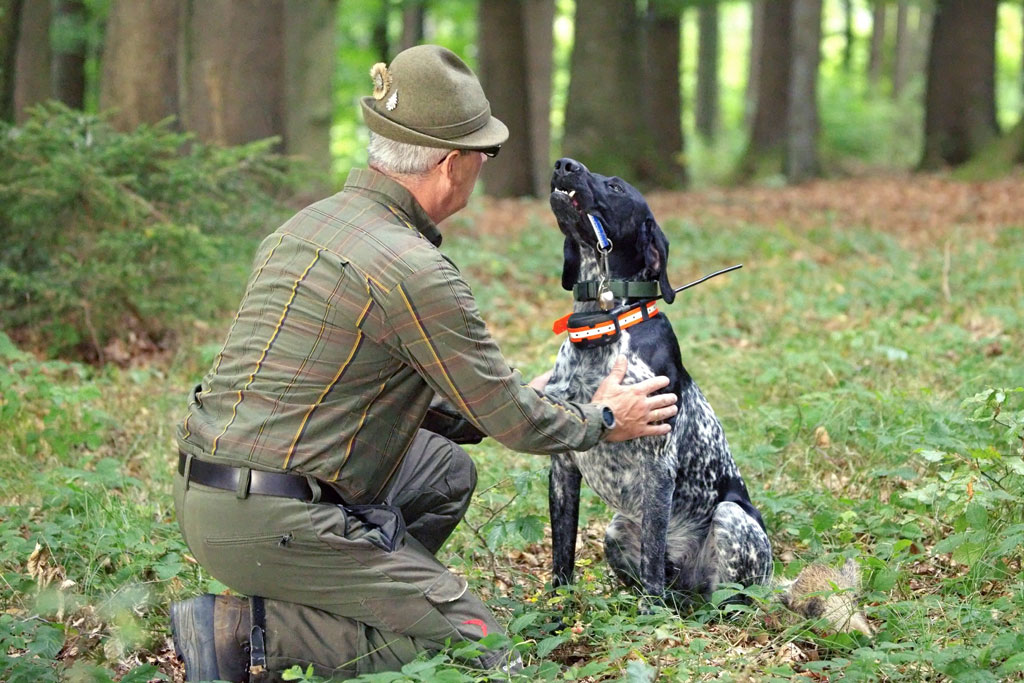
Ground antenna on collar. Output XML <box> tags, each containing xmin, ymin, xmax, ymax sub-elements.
<box><xmin>657</xmin><ymin>264</ymin><xmax>743</xmax><ymax>302</ymax></box>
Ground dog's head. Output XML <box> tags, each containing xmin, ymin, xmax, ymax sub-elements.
<box><xmin>549</xmin><ymin>157</ymin><xmax>674</xmax><ymax>303</ymax></box>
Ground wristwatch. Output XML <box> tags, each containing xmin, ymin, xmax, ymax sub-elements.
<box><xmin>600</xmin><ymin>405</ymin><xmax>616</xmax><ymax>436</ymax></box>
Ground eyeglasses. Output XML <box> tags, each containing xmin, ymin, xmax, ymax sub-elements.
<box><xmin>437</xmin><ymin>147</ymin><xmax>502</xmax><ymax>165</ymax></box>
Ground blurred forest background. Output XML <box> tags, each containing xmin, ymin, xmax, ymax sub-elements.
<box><xmin>5</xmin><ymin>0</ymin><xmax>1024</xmax><ymax>190</ymax></box>
<box><xmin>3</xmin><ymin>0</ymin><xmax>1024</xmax><ymax>360</ymax></box>
<box><xmin>2</xmin><ymin>1</ymin><xmax>1024</xmax><ymax>681</ymax></box>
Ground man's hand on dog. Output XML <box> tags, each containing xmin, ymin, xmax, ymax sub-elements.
<box><xmin>592</xmin><ymin>356</ymin><xmax>678</xmax><ymax>442</ymax></box>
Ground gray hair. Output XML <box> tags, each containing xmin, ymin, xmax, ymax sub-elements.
<box><xmin>367</xmin><ymin>132</ymin><xmax>450</xmax><ymax>177</ymax></box>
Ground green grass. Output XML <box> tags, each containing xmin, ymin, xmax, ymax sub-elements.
<box><xmin>2</xmin><ymin>189</ymin><xmax>1023</xmax><ymax>681</ymax></box>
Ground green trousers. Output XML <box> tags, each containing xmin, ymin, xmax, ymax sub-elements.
<box><xmin>174</xmin><ymin>430</ymin><xmax>512</xmax><ymax>679</ymax></box>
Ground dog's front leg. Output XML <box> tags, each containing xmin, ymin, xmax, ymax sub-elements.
<box><xmin>549</xmin><ymin>453</ymin><xmax>583</xmax><ymax>587</ymax></box>
<box><xmin>639</xmin><ymin>453</ymin><xmax>675</xmax><ymax>598</ymax></box>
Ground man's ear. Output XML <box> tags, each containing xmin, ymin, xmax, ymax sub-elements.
<box><xmin>561</xmin><ymin>236</ymin><xmax>580</xmax><ymax>291</ymax></box>
<box><xmin>639</xmin><ymin>217</ymin><xmax>673</xmax><ymax>303</ymax></box>
<box><xmin>437</xmin><ymin>149</ymin><xmax>458</xmax><ymax>178</ymax></box>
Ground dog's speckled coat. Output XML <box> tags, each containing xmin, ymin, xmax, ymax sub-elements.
<box><xmin>545</xmin><ymin>158</ymin><xmax>772</xmax><ymax>602</ymax></box>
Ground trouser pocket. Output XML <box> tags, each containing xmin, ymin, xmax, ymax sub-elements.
<box><xmin>339</xmin><ymin>504</ymin><xmax>406</xmax><ymax>553</ymax></box>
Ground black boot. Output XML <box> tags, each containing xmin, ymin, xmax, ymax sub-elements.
<box><xmin>171</xmin><ymin>594</ymin><xmax>251</xmax><ymax>682</ymax></box>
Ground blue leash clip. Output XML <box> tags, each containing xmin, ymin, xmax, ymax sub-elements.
<box><xmin>587</xmin><ymin>214</ymin><xmax>612</xmax><ymax>252</ymax></box>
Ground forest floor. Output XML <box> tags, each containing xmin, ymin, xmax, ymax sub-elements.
<box><xmin>3</xmin><ymin>172</ymin><xmax>1024</xmax><ymax>682</ymax></box>
<box><xmin>466</xmin><ymin>172</ymin><xmax>1024</xmax><ymax>244</ymax></box>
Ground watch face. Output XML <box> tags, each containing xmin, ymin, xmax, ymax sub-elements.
<box><xmin>602</xmin><ymin>406</ymin><xmax>615</xmax><ymax>429</ymax></box>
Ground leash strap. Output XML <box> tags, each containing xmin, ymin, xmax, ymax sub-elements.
<box><xmin>587</xmin><ymin>214</ymin><xmax>612</xmax><ymax>252</ymax></box>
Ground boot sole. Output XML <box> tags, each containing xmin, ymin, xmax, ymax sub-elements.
<box><xmin>171</xmin><ymin>594</ymin><xmax>221</xmax><ymax>681</ymax></box>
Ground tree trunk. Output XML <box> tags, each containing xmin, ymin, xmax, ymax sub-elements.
<box><xmin>179</xmin><ymin>0</ymin><xmax>285</xmax><ymax>148</ymax></box>
<box><xmin>0</xmin><ymin>0</ymin><xmax>22</xmax><ymax>122</ymax></box>
<box><xmin>564</xmin><ymin>0</ymin><xmax>676</xmax><ymax>187</ymax></box>
<box><xmin>841</xmin><ymin>0</ymin><xmax>854</xmax><ymax>72</ymax></box>
<box><xmin>745</xmin><ymin>0</ymin><xmax>765</xmax><ymax>126</ymax></box>
<box><xmin>284</xmin><ymin>0</ymin><xmax>336</xmax><ymax>182</ymax></box>
<box><xmin>478</xmin><ymin>0</ymin><xmax>554</xmax><ymax>196</ymax></box>
<box><xmin>372</xmin><ymin>2</ymin><xmax>389</xmax><ymax>63</ymax></box>
<box><xmin>642</xmin><ymin>0</ymin><xmax>686</xmax><ymax>187</ymax></box>
<box><xmin>522</xmin><ymin>0</ymin><xmax>554</xmax><ymax>194</ymax></box>
<box><xmin>868</xmin><ymin>1</ymin><xmax>886</xmax><ymax>91</ymax></box>
<box><xmin>13</xmin><ymin>0</ymin><xmax>49</xmax><ymax>122</ymax></box>
<box><xmin>786</xmin><ymin>0</ymin><xmax>822</xmax><ymax>183</ymax></box>
<box><xmin>742</xmin><ymin>0</ymin><xmax>792</xmax><ymax>177</ymax></box>
<box><xmin>52</xmin><ymin>0</ymin><xmax>86</xmax><ymax>109</ymax></box>
<box><xmin>479</xmin><ymin>0</ymin><xmax>538</xmax><ymax>196</ymax></box>
<box><xmin>695</xmin><ymin>2</ymin><xmax>719</xmax><ymax>141</ymax></box>
<box><xmin>892</xmin><ymin>1</ymin><xmax>911</xmax><ymax>98</ymax></box>
<box><xmin>99</xmin><ymin>0</ymin><xmax>179</xmax><ymax>131</ymax></box>
<box><xmin>914</xmin><ymin>5</ymin><xmax>933</xmax><ymax>76</ymax></box>
<box><xmin>920</xmin><ymin>0</ymin><xmax>998</xmax><ymax>168</ymax></box>
<box><xmin>400</xmin><ymin>0</ymin><xmax>425</xmax><ymax>51</ymax></box>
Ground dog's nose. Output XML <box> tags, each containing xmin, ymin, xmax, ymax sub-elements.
<box><xmin>554</xmin><ymin>158</ymin><xmax>582</xmax><ymax>174</ymax></box>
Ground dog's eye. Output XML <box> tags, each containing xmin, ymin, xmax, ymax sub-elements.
<box><xmin>609</xmin><ymin>183</ymin><xmax>624</xmax><ymax>193</ymax></box>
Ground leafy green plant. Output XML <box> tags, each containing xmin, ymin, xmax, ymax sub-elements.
<box><xmin>4</xmin><ymin>171</ymin><xmax>1024</xmax><ymax>680</ymax></box>
<box><xmin>904</xmin><ymin>388</ymin><xmax>1024</xmax><ymax>581</ymax></box>
<box><xmin>0</xmin><ymin>103</ymin><xmax>296</xmax><ymax>361</ymax></box>
<box><xmin>0</xmin><ymin>332</ymin><xmax>109</xmax><ymax>484</ymax></box>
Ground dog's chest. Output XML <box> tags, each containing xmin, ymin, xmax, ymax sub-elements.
<box><xmin>547</xmin><ymin>333</ymin><xmax>679</xmax><ymax>517</ymax></box>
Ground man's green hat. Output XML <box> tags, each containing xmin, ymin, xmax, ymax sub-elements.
<box><xmin>360</xmin><ymin>44</ymin><xmax>508</xmax><ymax>151</ymax></box>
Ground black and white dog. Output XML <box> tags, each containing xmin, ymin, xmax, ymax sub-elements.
<box><xmin>544</xmin><ymin>158</ymin><xmax>773</xmax><ymax>605</ymax></box>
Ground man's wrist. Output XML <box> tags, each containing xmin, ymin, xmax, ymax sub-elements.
<box><xmin>599</xmin><ymin>405</ymin><xmax>616</xmax><ymax>439</ymax></box>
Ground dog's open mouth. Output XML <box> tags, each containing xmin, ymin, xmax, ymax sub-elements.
<box><xmin>552</xmin><ymin>187</ymin><xmax>581</xmax><ymax>211</ymax></box>
<box><xmin>551</xmin><ymin>186</ymin><xmax>591</xmax><ymax>225</ymax></box>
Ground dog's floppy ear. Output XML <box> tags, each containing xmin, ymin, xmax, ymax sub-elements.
<box><xmin>639</xmin><ymin>217</ymin><xmax>674</xmax><ymax>303</ymax></box>
<box><xmin>561</xmin><ymin>236</ymin><xmax>580</xmax><ymax>291</ymax></box>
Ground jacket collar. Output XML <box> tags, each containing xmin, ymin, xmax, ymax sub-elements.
<box><xmin>344</xmin><ymin>168</ymin><xmax>443</xmax><ymax>247</ymax></box>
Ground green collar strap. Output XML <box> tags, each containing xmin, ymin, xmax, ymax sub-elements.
<box><xmin>572</xmin><ymin>280</ymin><xmax>661</xmax><ymax>302</ymax></box>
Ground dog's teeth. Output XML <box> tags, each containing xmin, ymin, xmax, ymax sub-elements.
<box><xmin>568</xmin><ymin>190</ymin><xmax>576</xmax><ymax>198</ymax></box>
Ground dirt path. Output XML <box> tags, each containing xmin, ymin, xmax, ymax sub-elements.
<box><xmin>463</xmin><ymin>173</ymin><xmax>1024</xmax><ymax>246</ymax></box>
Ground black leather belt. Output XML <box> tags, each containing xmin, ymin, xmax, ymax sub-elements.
<box><xmin>178</xmin><ymin>452</ymin><xmax>345</xmax><ymax>505</ymax></box>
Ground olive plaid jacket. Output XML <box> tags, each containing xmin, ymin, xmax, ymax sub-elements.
<box><xmin>176</xmin><ymin>168</ymin><xmax>603</xmax><ymax>502</ymax></box>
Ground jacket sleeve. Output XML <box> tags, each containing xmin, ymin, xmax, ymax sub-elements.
<box><xmin>380</xmin><ymin>259</ymin><xmax>604</xmax><ymax>454</ymax></box>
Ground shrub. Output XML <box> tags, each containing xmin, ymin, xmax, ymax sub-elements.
<box><xmin>0</xmin><ymin>103</ymin><xmax>296</xmax><ymax>361</ymax></box>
